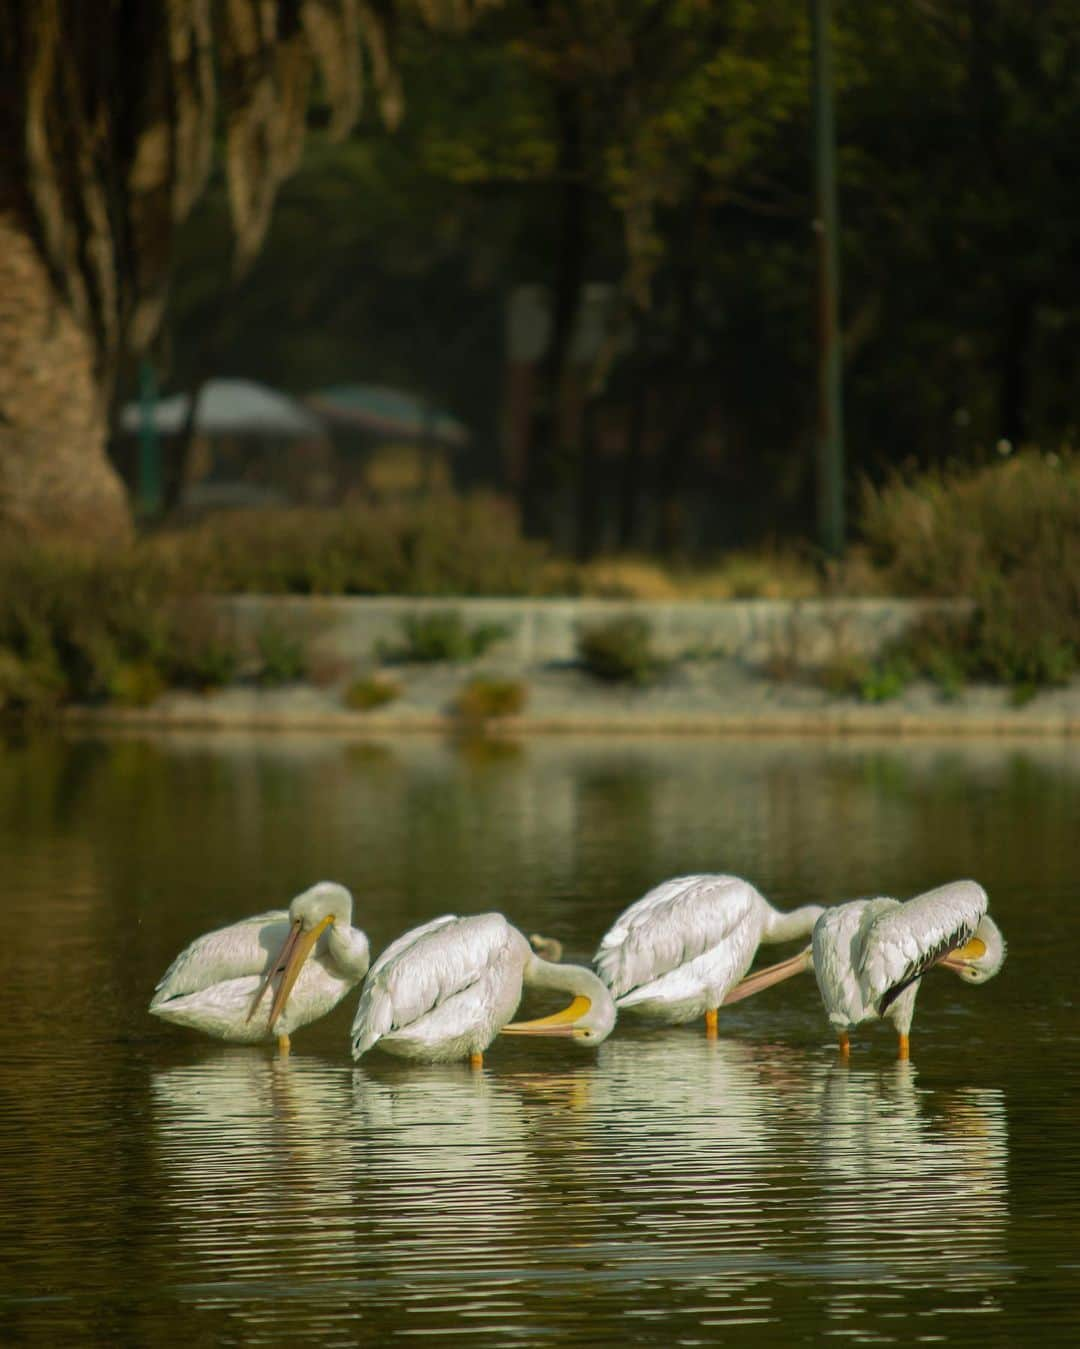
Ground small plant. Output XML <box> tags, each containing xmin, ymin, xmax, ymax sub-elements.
<box><xmin>454</xmin><ymin>677</ymin><xmax>527</xmax><ymax>723</ymax></box>
<box><xmin>255</xmin><ymin>622</ymin><xmax>308</xmax><ymax>686</ymax></box>
<box><xmin>818</xmin><ymin>652</ymin><xmax>871</xmax><ymax>698</ymax></box>
<box><xmin>818</xmin><ymin>650</ymin><xmax>913</xmax><ymax>703</ymax></box>
<box><xmin>577</xmin><ymin>616</ymin><xmax>664</xmax><ymax>685</ymax></box>
<box><xmin>108</xmin><ymin>660</ymin><xmax>166</xmax><ymax>707</ymax></box>
<box><xmin>857</xmin><ymin>655</ymin><xmax>914</xmax><ymax>703</ymax></box>
<box><xmin>344</xmin><ymin>675</ymin><xmax>401</xmax><ymax>711</ymax></box>
<box><xmin>384</xmin><ymin>610</ymin><xmax>508</xmax><ymax>663</ymax></box>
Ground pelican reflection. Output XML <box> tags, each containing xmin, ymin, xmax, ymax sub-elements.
<box><xmin>152</xmin><ymin>1054</ymin><xmax>360</xmax><ymax>1278</ymax></box>
<box><xmin>815</xmin><ymin>1062</ymin><xmax>1010</xmax><ymax>1323</ymax></box>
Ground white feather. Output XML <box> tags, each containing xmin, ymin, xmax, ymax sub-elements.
<box><xmin>595</xmin><ymin>874</ymin><xmax>822</xmax><ymax>1024</ymax></box>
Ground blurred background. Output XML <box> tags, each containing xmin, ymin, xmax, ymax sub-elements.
<box><xmin>5</xmin><ymin>1</ymin><xmax>1079</xmax><ymax>555</ymax></box>
<box><xmin>2</xmin><ymin>1</ymin><xmax>1079</xmax><ymax>711</ymax></box>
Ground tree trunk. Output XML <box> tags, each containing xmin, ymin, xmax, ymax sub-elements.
<box><xmin>0</xmin><ymin>210</ymin><xmax>132</xmax><ymax>543</ymax></box>
<box><xmin>523</xmin><ymin>85</ymin><xmax>587</xmax><ymax>540</ymax></box>
<box><xmin>998</xmin><ymin>290</ymin><xmax>1034</xmax><ymax>446</ymax></box>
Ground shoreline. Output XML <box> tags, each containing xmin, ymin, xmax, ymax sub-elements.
<box><xmin>55</xmin><ymin>668</ymin><xmax>1080</xmax><ymax>738</ymax></box>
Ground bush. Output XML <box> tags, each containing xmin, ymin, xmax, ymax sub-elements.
<box><xmin>255</xmin><ymin>622</ymin><xmax>309</xmax><ymax>686</ymax></box>
<box><xmin>383</xmin><ymin>610</ymin><xmax>508</xmax><ymax>663</ymax></box>
<box><xmin>0</xmin><ymin>546</ymin><xmax>249</xmax><ymax>712</ymax></box>
<box><xmin>0</xmin><ymin>544</ymin><xmax>176</xmax><ymax>710</ymax></box>
<box><xmin>344</xmin><ymin>675</ymin><xmax>401</xmax><ymax>711</ymax></box>
<box><xmin>577</xmin><ymin>616</ymin><xmax>664</xmax><ymax>685</ymax></box>
<box><xmin>859</xmin><ymin>451</ymin><xmax>1080</xmax><ymax>690</ymax></box>
<box><xmin>163</xmin><ymin>492</ymin><xmax>558</xmax><ymax>597</ymax></box>
<box><xmin>454</xmin><ymin>677</ymin><xmax>528</xmax><ymax>723</ymax></box>
<box><xmin>108</xmin><ymin>660</ymin><xmax>167</xmax><ymax>707</ymax></box>
<box><xmin>817</xmin><ymin>650</ymin><xmax>914</xmax><ymax>703</ymax></box>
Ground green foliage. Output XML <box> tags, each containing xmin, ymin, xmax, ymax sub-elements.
<box><xmin>255</xmin><ymin>623</ymin><xmax>309</xmax><ymax>686</ymax></box>
<box><xmin>0</xmin><ymin>545</ymin><xmax>173</xmax><ymax>711</ymax></box>
<box><xmin>860</xmin><ymin>451</ymin><xmax>1080</xmax><ymax>691</ymax></box>
<box><xmin>454</xmin><ymin>677</ymin><xmax>528</xmax><ymax>723</ymax></box>
<box><xmin>0</xmin><ymin>546</ymin><xmax>246</xmax><ymax>713</ymax></box>
<box><xmin>108</xmin><ymin>661</ymin><xmax>167</xmax><ymax>708</ymax></box>
<box><xmin>384</xmin><ymin>609</ymin><xmax>509</xmax><ymax>664</ymax></box>
<box><xmin>817</xmin><ymin>650</ymin><xmax>913</xmax><ymax>703</ymax></box>
<box><xmin>577</xmin><ymin>616</ymin><xmax>664</xmax><ymax>686</ymax></box>
<box><xmin>162</xmin><ymin>603</ymin><xmax>241</xmax><ymax>690</ymax></box>
<box><xmin>344</xmin><ymin>675</ymin><xmax>401</xmax><ymax>711</ymax></box>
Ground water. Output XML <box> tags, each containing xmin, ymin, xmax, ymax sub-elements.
<box><xmin>1</xmin><ymin>731</ymin><xmax>1078</xmax><ymax>1345</ymax></box>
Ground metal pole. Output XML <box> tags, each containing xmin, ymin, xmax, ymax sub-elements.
<box><xmin>137</xmin><ymin>357</ymin><xmax>162</xmax><ymax>516</ymax></box>
<box><xmin>810</xmin><ymin>0</ymin><xmax>845</xmax><ymax>555</ymax></box>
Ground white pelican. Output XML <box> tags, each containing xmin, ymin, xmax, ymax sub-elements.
<box><xmin>150</xmin><ymin>881</ymin><xmax>370</xmax><ymax>1053</ymax></box>
<box><xmin>593</xmin><ymin>873</ymin><xmax>824</xmax><ymax>1036</ymax></box>
<box><xmin>724</xmin><ymin>879</ymin><xmax>1006</xmax><ymax>1058</ymax></box>
<box><xmin>350</xmin><ymin>912</ymin><xmax>617</xmax><ymax>1067</ymax></box>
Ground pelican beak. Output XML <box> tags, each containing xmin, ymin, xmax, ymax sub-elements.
<box><xmin>264</xmin><ymin>914</ymin><xmax>335</xmax><ymax>1029</ymax></box>
<box><xmin>722</xmin><ymin>947</ymin><xmax>813</xmax><ymax>1005</ymax></box>
<box><xmin>938</xmin><ymin>935</ymin><xmax>986</xmax><ymax>972</ymax></box>
<box><xmin>501</xmin><ymin>995</ymin><xmax>592</xmax><ymax>1037</ymax></box>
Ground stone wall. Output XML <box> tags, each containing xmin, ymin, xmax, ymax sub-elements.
<box><xmin>216</xmin><ymin>595</ymin><xmax>971</xmax><ymax>670</ymax></box>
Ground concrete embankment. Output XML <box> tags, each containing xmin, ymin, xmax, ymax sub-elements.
<box><xmin>59</xmin><ymin>595</ymin><xmax>1080</xmax><ymax>736</ymax></box>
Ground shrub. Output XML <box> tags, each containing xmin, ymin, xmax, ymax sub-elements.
<box><xmin>817</xmin><ymin>651</ymin><xmax>913</xmax><ymax>703</ymax></box>
<box><xmin>859</xmin><ymin>451</ymin><xmax>1080</xmax><ymax>690</ymax></box>
<box><xmin>577</xmin><ymin>616</ymin><xmax>664</xmax><ymax>685</ymax></box>
<box><xmin>162</xmin><ymin>492</ymin><xmax>559</xmax><ymax>597</ymax></box>
<box><xmin>108</xmin><ymin>661</ymin><xmax>167</xmax><ymax>707</ymax></box>
<box><xmin>0</xmin><ymin>543</ymin><xmax>176</xmax><ymax>710</ymax></box>
<box><xmin>454</xmin><ymin>677</ymin><xmax>528</xmax><ymax>723</ymax></box>
<box><xmin>344</xmin><ymin>675</ymin><xmax>401</xmax><ymax>711</ymax></box>
<box><xmin>255</xmin><ymin>622</ymin><xmax>309</xmax><ymax>686</ymax></box>
<box><xmin>161</xmin><ymin>601</ymin><xmax>241</xmax><ymax>690</ymax></box>
<box><xmin>383</xmin><ymin>610</ymin><xmax>508</xmax><ymax>663</ymax></box>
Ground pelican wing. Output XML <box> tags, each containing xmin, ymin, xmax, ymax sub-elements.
<box><xmin>151</xmin><ymin>910</ymin><xmax>288</xmax><ymax>1005</ymax></box>
<box><xmin>858</xmin><ymin>881</ymin><xmax>988</xmax><ymax>1014</ymax></box>
<box><xmin>352</xmin><ymin>913</ymin><xmax>522</xmax><ymax>1054</ymax></box>
<box><xmin>594</xmin><ymin>875</ymin><xmax>761</xmax><ymax>999</ymax></box>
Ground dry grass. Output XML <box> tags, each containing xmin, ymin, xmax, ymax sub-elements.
<box><xmin>454</xmin><ymin>677</ymin><xmax>528</xmax><ymax>723</ymax></box>
<box><xmin>858</xmin><ymin>449</ymin><xmax>1080</xmax><ymax>689</ymax></box>
<box><xmin>577</xmin><ymin>551</ymin><xmax>821</xmax><ymax>601</ymax></box>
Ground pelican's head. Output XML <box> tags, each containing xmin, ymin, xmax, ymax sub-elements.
<box><xmin>290</xmin><ymin>881</ymin><xmax>353</xmax><ymax>930</ymax></box>
<box><xmin>529</xmin><ymin>933</ymin><xmax>564</xmax><ymax>963</ymax></box>
<box><xmin>939</xmin><ymin>915</ymin><xmax>1006</xmax><ymax>985</ymax></box>
<box><xmin>502</xmin><ymin>963</ymin><xmax>617</xmax><ymax>1047</ymax></box>
<box><xmin>261</xmin><ymin>882</ymin><xmax>354</xmax><ymax>1028</ymax></box>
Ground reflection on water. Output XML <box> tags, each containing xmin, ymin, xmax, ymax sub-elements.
<box><xmin>814</xmin><ymin>1064</ymin><xmax>1010</xmax><ymax>1336</ymax></box>
<box><xmin>1</xmin><ymin>732</ymin><xmax>1078</xmax><ymax>1343</ymax></box>
<box><xmin>145</xmin><ymin>1034</ymin><xmax>1012</xmax><ymax>1343</ymax></box>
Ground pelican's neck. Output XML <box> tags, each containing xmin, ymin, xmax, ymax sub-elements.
<box><xmin>524</xmin><ymin>954</ymin><xmax>608</xmax><ymax>1001</ymax></box>
<box><xmin>761</xmin><ymin>902</ymin><xmax>824</xmax><ymax>945</ymax></box>
<box><xmin>327</xmin><ymin>923</ymin><xmax>371</xmax><ymax>981</ymax></box>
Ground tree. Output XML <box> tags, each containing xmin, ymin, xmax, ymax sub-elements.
<box><xmin>0</xmin><ymin>0</ymin><xmax>409</xmax><ymax>541</ymax></box>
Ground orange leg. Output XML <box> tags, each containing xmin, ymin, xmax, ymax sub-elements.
<box><xmin>837</xmin><ymin>1031</ymin><xmax>850</xmax><ymax>1058</ymax></box>
<box><xmin>705</xmin><ymin>1009</ymin><xmax>719</xmax><ymax>1039</ymax></box>
<box><xmin>469</xmin><ymin>1051</ymin><xmax>484</xmax><ymax>1070</ymax></box>
<box><xmin>277</xmin><ymin>1033</ymin><xmax>291</xmax><ymax>1057</ymax></box>
<box><xmin>897</xmin><ymin>1033</ymin><xmax>910</xmax><ymax>1061</ymax></box>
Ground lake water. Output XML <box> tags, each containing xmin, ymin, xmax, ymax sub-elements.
<box><xmin>1</xmin><ymin>731</ymin><xmax>1078</xmax><ymax>1345</ymax></box>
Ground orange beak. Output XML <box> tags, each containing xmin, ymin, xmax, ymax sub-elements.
<box><xmin>938</xmin><ymin>934</ymin><xmax>987</xmax><ymax>972</ymax></box>
<box><xmin>247</xmin><ymin>914</ymin><xmax>334</xmax><ymax>1030</ymax></box>
<box><xmin>723</xmin><ymin>947</ymin><xmax>813</xmax><ymax>1005</ymax></box>
<box><xmin>501</xmin><ymin>995</ymin><xmax>592</xmax><ymax>1037</ymax></box>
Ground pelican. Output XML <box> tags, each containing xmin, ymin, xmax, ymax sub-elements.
<box><xmin>724</xmin><ymin>879</ymin><xmax>1006</xmax><ymax>1058</ymax></box>
<box><xmin>350</xmin><ymin>913</ymin><xmax>616</xmax><ymax>1067</ymax></box>
<box><xmin>150</xmin><ymin>881</ymin><xmax>370</xmax><ymax>1053</ymax></box>
<box><xmin>593</xmin><ymin>873</ymin><xmax>824</xmax><ymax>1036</ymax></box>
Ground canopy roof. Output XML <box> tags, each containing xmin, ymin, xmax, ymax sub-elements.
<box><xmin>305</xmin><ymin>384</ymin><xmax>469</xmax><ymax>447</ymax></box>
<box><xmin>120</xmin><ymin>378</ymin><xmax>324</xmax><ymax>438</ymax></box>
